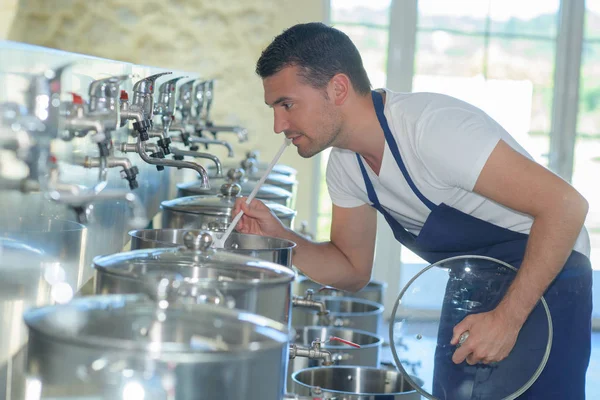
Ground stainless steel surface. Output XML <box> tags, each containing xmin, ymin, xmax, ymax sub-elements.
<box><xmin>128</xmin><ymin>228</ymin><xmax>296</xmax><ymax>268</ymax></box>
<box><xmin>23</xmin><ymin>294</ymin><xmax>291</xmax><ymax>400</ymax></box>
<box><xmin>291</xmin><ymin>366</ymin><xmax>422</xmax><ymax>399</ymax></box>
<box><xmin>94</xmin><ymin>231</ymin><xmax>296</xmax><ymax>325</ymax></box>
<box><xmin>292</xmin><ymin>296</ymin><xmax>384</xmax><ymax>335</ymax></box>
<box><xmin>161</xmin><ymin>190</ymin><xmax>297</xmax><ymax>230</ymax></box>
<box><xmin>294</xmin><ymin>276</ymin><xmax>387</xmax><ymax>305</ymax></box>
<box><xmin>0</xmin><ymin>40</ymin><xmax>198</xmax><ymax>399</ymax></box>
<box><xmin>287</xmin><ymin>326</ymin><xmax>383</xmax><ymax>392</ymax></box>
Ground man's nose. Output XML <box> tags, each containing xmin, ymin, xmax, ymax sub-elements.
<box><xmin>273</xmin><ymin>110</ymin><xmax>289</xmax><ymax>134</ymax></box>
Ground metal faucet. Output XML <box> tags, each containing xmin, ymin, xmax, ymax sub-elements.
<box><xmin>149</xmin><ymin>76</ymin><xmax>188</xmax><ymax>156</ymax></box>
<box><xmin>171</xmin><ymin>134</ymin><xmax>234</xmax><ymax>157</ymax></box>
<box><xmin>169</xmin><ymin>147</ymin><xmax>223</xmax><ymax>178</ymax></box>
<box><xmin>120</xmin><ymin>72</ymin><xmax>172</xmax><ymax>140</ymax></box>
<box><xmin>190</xmin><ymin>79</ymin><xmax>248</xmax><ymax>143</ymax></box>
<box><xmin>289</xmin><ymin>337</ymin><xmax>333</xmax><ymax>366</ymax></box>
<box><xmin>134</xmin><ymin>137</ymin><xmax>210</xmax><ymax>188</ymax></box>
<box><xmin>292</xmin><ymin>289</ymin><xmax>330</xmax><ymax>320</ymax></box>
<box><xmin>118</xmin><ymin>141</ymin><xmax>166</xmax><ymax>171</ymax></box>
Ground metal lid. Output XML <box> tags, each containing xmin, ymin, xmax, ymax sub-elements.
<box><xmin>94</xmin><ymin>231</ymin><xmax>296</xmax><ymax>287</ymax></box>
<box><xmin>23</xmin><ymin>293</ymin><xmax>290</xmax><ymax>354</ymax></box>
<box><xmin>177</xmin><ymin>178</ymin><xmax>292</xmax><ymax>201</ymax></box>
<box><xmin>389</xmin><ymin>255</ymin><xmax>552</xmax><ymax>400</ymax></box>
<box><xmin>161</xmin><ymin>190</ymin><xmax>296</xmax><ymax>219</ymax></box>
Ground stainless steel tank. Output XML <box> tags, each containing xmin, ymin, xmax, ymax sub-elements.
<box><xmin>294</xmin><ymin>276</ymin><xmax>387</xmax><ymax>305</ymax></box>
<box><xmin>177</xmin><ymin>168</ymin><xmax>293</xmax><ymax>207</ymax></box>
<box><xmin>95</xmin><ymin>231</ymin><xmax>296</xmax><ymax>326</ymax></box>
<box><xmin>161</xmin><ymin>182</ymin><xmax>297</xmax><ymax>230</ymax></box>
<box><xmin>291</xmin><ymin>296</ymin><xmax>383</xmax><ymax>335</ymax></box>
<box><xmin>291</xmin><ymin>366</ymin><xmax>422</xmax><ymax>399</ymax></box>
<box><xmin>287</xmin><ymin>326</ymin><xmax>383</xmax><ymax>392</ymax></box>
<box><xmin>128</xmin><ymin>228</ymin><xmax>296</xmax><ymax>268</ymax></box>
<box><xmin>22</xmin><ymin>294</ymin><xmax>292</xmax><ymax>400</ymax></box>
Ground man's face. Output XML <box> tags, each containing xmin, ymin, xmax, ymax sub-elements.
<box><xmin>263</xmin><ymin>66</ymin><xmax>342</xmax><ymax>158</ymax></box>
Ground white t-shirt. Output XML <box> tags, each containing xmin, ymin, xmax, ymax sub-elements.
<box><xmin>326</xmin><ymin>89</ymin><xmax>590</xmax><ymax>257</ymax></box>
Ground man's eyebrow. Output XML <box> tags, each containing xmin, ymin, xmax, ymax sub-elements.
<box><xmin>265</xmin><ymin>96</ymin><xmax>292</xmax><ymax>107</ymax></box>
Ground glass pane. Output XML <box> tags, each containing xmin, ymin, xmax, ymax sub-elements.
<box><xmin>574</xmin><ymin>42</ymin><xmax>600</xmax><ymax>321</ymax></box>
<box><xmin>332</xmin><ymin>24</ymin><xmax>389</xmax><ymax>88</ymax></box>
<box><xmin>579</xmin><ymin>44</ymin><xmax>600</xmax><ymax>133</ymax></box>
<box><xmin>417</xmin><ymin>0</ymin><xmax>489</xmax><ymax>32</ymax></box>
<box><xmin>486</xmin><ymin>37</ymin><xmax>556</xmax><ymax>165</ymax></box>
<box><xmin>489</xmin><ymin>0</ymin><xmax>560</xmax><ymax>37</ymax></box>
<box><xmin>585</xmin><ymin>0</ymin><xmax>600</xmax><ymax>39</ymax></box>
<box><xmin>330</xmin><ymin>0</ymin><xmax>391</xmax><ymax>27</ymax></box>
<box><xmin>414</xmin><ymin>32</ymin><xmax>485</xmax><ymax>77</ymax></box>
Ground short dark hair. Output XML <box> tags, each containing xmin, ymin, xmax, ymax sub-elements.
<box><xmin>256</xmin><ymin>22</ymin><xmax>372</xmax><ymax>95</ymax></box>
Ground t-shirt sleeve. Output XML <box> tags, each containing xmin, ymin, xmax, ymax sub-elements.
<box><xmin>325</xmin><ymin>150</ymin><xmax>367</xmax><ymax>208</ymax></box>
<box><xmin>415</xmin><ymin>106</ymin><xmax>502</xmax><ymax>191</ymax></box>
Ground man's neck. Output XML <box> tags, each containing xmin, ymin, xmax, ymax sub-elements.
<box><xmin>337</xmin><ymin>90</ymin><xmax>386</xmax><ymax>175</ymax></box>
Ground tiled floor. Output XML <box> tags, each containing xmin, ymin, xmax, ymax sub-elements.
<box><xmin>379</xmin><ymin>320</ymin><xmax>600</xmax><ymax>398</ymax></box>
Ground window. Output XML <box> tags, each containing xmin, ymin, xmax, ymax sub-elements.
<box><xmin>315</xmin><ymin>0</ymin><xmax>392</xmax><ymax>241</ymax></box>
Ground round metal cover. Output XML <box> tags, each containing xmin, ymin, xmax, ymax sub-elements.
<box><xmin>23</xmin><ymin>294</ymin><xmax>291</xmax><ymax>352</ymax></box>
<box><xmin>389</xmin><ymin>255</ymin><xmax>552</xmax><ymax>400</ymax></box>
<box><xmin>93</xmin><ymin>233</ymin><xmax>295</xmax><ymax>287</ymax></box>
<box><xmin>177</xmin><ymin>179</ymin><xmax>292</xmax><ymax>201</ymax></box>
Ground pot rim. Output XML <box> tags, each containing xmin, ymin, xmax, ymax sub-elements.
<box><xmin>23</xmin><ymin>294</ymin><xmax>293</xmax><ymax>355</ymax></box>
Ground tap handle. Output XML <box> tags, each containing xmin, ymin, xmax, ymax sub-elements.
<box><xmin>88</xmin><ymin>74</ymin><xmax>131</xmax><ymax>99</ymax></box>
<box><xmin>133</xmin><ymin>72</ymin><xmax>173</xmax><ymax>94</ymax></box>
<box><xmin>327</xmin><ymin>336</ymin><xmax>361</xmax><ymax>348</ymax></box>
<box><xmin>158</xmin><ymin>76</ymin><xmax>188</xmax><ymax>95</ymax></box>
<box><xmin>68</xmin><ymin>92</ymin><xmax>85</xmax><ymax>106</ymax></box>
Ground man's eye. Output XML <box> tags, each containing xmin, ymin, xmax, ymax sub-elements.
<box><xmin>282</xmin><ymin>103</ymin><xmax>293</xmax><ymax>110</ymax></box>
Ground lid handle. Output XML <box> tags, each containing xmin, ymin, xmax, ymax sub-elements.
<box><xmin>219</xmin><ymin>182</ymin><xmax>241</xmax><ymax>197</ymax></box>
<box><xmin>183</xmin><ymin>230</ymin><xmax>214</xmax><ymax>252</ymax></box>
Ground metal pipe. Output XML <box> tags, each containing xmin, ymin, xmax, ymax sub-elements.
<box><xmin>184</xmin><ymin>136</ymin><xmax>234</xmax><ymax>157</ymax></box>
<box><xmin>135</xmin><ymin>138</ymin><xmax>210</xmax><ymax>188</ymax></box>
<box><xmin>119</xmin><ymin>142</ymin><xmax>159</xmax><ymax>154</ymax></box>
<box><xmin>288</xmin><ymin>342</ymin><xmax>333</xmax><ymax>366</ymax></box>
<box><xmin>196</xmin><ymin>124</ymin><xmax>248</xmax><ymax>142</ymax></box>
<box><xmin>63</xmin><ymin>118</ymin><xmax>107</xmax><ymax>143</ymax></box>
<box><xmin>170</xmin><ymin>147</ymin><xmax>223</xmax><ymax>177</ymax></box>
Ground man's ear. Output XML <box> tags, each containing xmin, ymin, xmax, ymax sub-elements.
<box><xmin>329</xmin><ymin>73</ymin><xmax>350</xmax><ymax>106</ymax></box>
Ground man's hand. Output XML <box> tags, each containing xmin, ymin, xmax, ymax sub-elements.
<box><xmin>450</xmin><ymin>307</ymin><xmax>522</xmax><ymax>365</ymax></box>
<box><xmin>232</xmin><ymin>197</ymin><xmax>287</xmax><ymax>238</ymax></box>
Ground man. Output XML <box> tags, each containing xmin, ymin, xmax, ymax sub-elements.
<box><xmin>232</xmin><ymin>22</ymin><xmax>592</xmax><ymax>398</ymax></box>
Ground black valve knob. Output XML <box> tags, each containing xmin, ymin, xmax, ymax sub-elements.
<box><xmin>98</xmin><ymin>142</ymin><xmax>110</xmax><ymax>157</ymax></box>
<box><xmin>133</xmin><ymin>120</ymin><xmax>152</xmax><ymax>141</ymax></box>
<box><xmin>121</xmin><ymin>165</ymin><xmax>140</xmax><ymax>190</ymax></box>
<box><xmin>157</xmin><ymin>137</ymin><xmax>172</xmax><ymax>155</ymax></box>
<box><xmin>150</xmin><ymin>151</ymin><xmax>165</xmax><ymax>171</ymax></box>
<box><xmin>173</xmin><ymin>154</ymin><xmax>184</xmax><ymax>161</ymax></box>
<box><xmin>189</xmin><ymin>144</ymin><xmax>199</xmax><ymax>151</ymax></box>
<box><xmin>181</xmin><ymin>132</ymin><xmax>191</xmax><ymax>147</ymax></box>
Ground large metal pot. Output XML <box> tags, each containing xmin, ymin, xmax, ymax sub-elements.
<box><xmin>291</xmin><ymin>296</ymin><xmax>383</xmax><ymax>335</ymax></box>
<box><xmin>287</xmin><ymin>326</ymin><xmax>383</xmax><ymax>392</ymax></box>
<box><xmin>128</xmin><ymin>228</ymin><xmax>296</xmax><ymax>268</ymax></box>
<box><xmin>178</xmin><ymin>168</ymin><xmax>293</xmax><ymax>207</ymax></box>
<box><xmin>291</xmin><ymin>366</ymin><xmax>422</xmax><ymax>399</ymax></box>
<box><xmin>294</xmin><ymin>276</ymin><xmax>387</xmax><ymax>305</ymax></box>
<box><xmin>161</xmin><ymin>183</ymin><xmax>297</xmax><ymax>230</ymax></box>
<box><xmin>22</xmin><ymin>294</ymin><xmax>291</xmax><ymax>400</ymax></box>
<box><xmin>95</xmin><ymin>231</ymin><xmax>296</xmax><ymax>326</ymax></box>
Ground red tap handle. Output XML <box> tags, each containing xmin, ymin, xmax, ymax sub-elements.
<box><xmin>328</xmin><ymin>336</ymin><xmax>361</xmax><ymax>348</ymax></box>
<box><xmin>69</xmin><ymin>92</ymin><xmax>84</xmax><ymax>105</ymax></box>
<box><xmin>120</xmin><ymin>90</ymin><xmax>129</xmax><ymax>101</ymax></box>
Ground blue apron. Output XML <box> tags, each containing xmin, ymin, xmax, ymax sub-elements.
<box><xmin>356</xmin><ymin>91</ymin><xmax>593</xmax><ymax>399</ymax></box>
